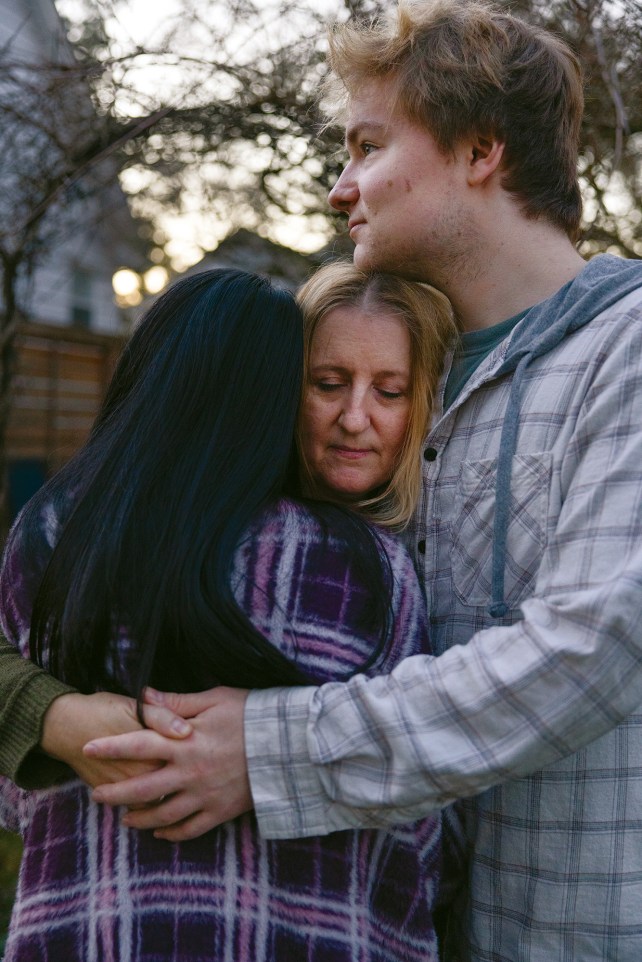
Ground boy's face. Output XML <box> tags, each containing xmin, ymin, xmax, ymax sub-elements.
<box><xmin>329</xmin><ymin>77</ymin><xmax>473</xmax><ymax>287</ymax></box>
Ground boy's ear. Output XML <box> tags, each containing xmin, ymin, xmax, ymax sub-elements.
<box><xmin>467</xmin><ymin>135</ymin><xmax>505</xmax><ymax>186</ymax></box>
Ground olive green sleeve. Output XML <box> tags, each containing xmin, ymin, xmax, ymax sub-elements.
<box><xmin>0</xmin><ymin>634</ymin><xmax>77</xmax><ymax>789</ymax></box>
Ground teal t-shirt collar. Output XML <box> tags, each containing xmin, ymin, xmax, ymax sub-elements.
<box><xmin>444</xmin><ymin>308</ymin><xmax>529</xmax><ymax>411</ymax></box>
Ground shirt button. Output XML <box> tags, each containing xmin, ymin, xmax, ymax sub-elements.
<box><xmin>424</xmin><ymin>447</ymin><xmax>438</xmax><ymax>461</ymax></box>
<box><xmin>418</xmin><ymin>539</ymin><xmax>426</xmax><ymax>554</ymax></box>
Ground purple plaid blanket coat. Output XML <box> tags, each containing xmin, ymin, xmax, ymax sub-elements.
<box><xmin>0</xmin><ymin>498</ymin><xmax>440</xmax><ymax>962</ymax></box>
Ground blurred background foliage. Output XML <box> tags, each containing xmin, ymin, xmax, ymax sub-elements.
<box><xmin>47</xmin><ymin>0</ymin><xmax>642</xmax><ymax>263</ymax></box>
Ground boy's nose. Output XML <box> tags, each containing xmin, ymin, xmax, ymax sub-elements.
<box><xmin>329</xmin><ymin>171</ymin><xmax>359</xmax><ymax>212</ymax></box>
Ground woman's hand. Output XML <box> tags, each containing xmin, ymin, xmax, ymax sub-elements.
<box><xmin>85</xmin><ymin>686</ymin><xmax>251</xmax><ymax>841</ymax></box>
<box><xmin>42</xmin><ymin>690</ymin><xmax>192</xmax><ymax>789</ymax></box>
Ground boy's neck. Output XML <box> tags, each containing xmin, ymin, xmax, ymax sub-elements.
<box><xmin>435</xmin><ymin>210</ymin><xmax>587</xmax><ymax>333</ymax></box>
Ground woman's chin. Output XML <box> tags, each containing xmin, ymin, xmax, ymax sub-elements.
<box><xmin>317</xmin><ymin>476</ymin><xmax>387</xmax><ymax>504</ymax></box>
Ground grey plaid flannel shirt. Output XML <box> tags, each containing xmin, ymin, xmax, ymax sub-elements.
<box><xmin>246</xmin><ymin>283</ymin><xmax>642</xmax><ymax>961</ymax></box>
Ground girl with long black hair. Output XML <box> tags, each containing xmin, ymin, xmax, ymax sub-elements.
<box><xmin>0</xmin><ymin>267</ymin><xmax>445</xmax><ymax>962</ymax></box>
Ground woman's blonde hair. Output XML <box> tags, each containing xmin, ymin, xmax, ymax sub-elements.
<box><xmin>296</xmin><ymin>260</ymin><xmax>455</xmax><ymax>528</ymax></box>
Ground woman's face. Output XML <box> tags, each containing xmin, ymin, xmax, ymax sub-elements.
<box><xmin>301</xmin><ymin>304</ymin><xmax>412</xmax><ymax>500</ymax></box>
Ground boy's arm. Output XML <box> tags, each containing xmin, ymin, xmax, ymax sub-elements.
<box><xmin>243</xmin><ymin>304</ymin><xmax>642</xmax><ymax>838</ymax></box>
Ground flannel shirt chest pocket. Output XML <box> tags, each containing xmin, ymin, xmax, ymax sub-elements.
<box><xmin>449</xmin><ymin>453</ymin><xmax>552</xmax><ymax>608</ymax></box>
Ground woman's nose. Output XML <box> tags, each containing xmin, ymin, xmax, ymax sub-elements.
<box><xmin>329</xmin><ymin>168</ymin><xmax>359</xmax><ymax>212</ymax></box>
<box><xmin>338</xmin><ymin>396</ymin><xmax>370</xmax><ymax>433</ymax></box>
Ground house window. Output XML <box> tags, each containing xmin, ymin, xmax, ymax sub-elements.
<box><xmin>71</xmin><ymin>267</ymin><xmax>93</xmax><ymax>327</ymax></box>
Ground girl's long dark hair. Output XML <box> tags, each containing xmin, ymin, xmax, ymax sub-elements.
<box><xmin>20</xmin><ymin>268</ymin><xmax>393</xmax><ymax>697</ymax></box>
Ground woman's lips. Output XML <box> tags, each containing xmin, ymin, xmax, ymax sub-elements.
<box><xmin>331</xmin><ymin>446</ymin><xmax>371</xmax><ymax>460</ymax></box>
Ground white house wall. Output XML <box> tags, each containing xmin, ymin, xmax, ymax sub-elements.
<box><xmin>0</xmin><ymin>0</ymin><xmax>140</xmax><ymax>335</ymax></box>
<box><xmin>23</xmin><ymin>234</ymin><xmax>121</xmax><ymax>334</ymax></box>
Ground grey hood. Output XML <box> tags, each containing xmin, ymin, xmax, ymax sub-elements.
<box><xmin>489</xmin><ymin>254</ymin><xmax>642</xmax><ymax>618</ymax></box>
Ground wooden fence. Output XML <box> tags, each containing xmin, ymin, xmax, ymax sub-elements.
<box><xmin>6</xmin><ymin>321</ymin><xmax>126</xmax><ymax>517</ymax></box>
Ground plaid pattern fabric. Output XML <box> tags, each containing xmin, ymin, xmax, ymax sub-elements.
<box><xmin>0</xmin><ymin>499</ymin><xmax>439</xmax><ymax>962</ymax></box>
<box><xmin>245</xmin><ymin>281</ymin><xmax>642</xmax><ymax>961</ymax></box>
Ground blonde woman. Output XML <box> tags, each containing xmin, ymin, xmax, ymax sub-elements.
<box><xmin>296</xmin><ymin>260</ymin><xmax>452</xmax><ymax>527</ymax></box>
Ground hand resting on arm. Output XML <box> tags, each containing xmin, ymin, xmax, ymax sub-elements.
<box><xmin>43</xmin><ymin>689</ymin><xmax>193</xmax><ymax>789</ymax></box>
<box><xmin>85</xmin><ymin>685</ymin><xmax>251</xmax><ymax>841</ymax></box>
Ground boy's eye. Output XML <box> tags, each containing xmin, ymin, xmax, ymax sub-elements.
<box><xmin>361</xmin><ymin>142</ymin><xmax>376</xmax><ymax>156</ymax></box>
